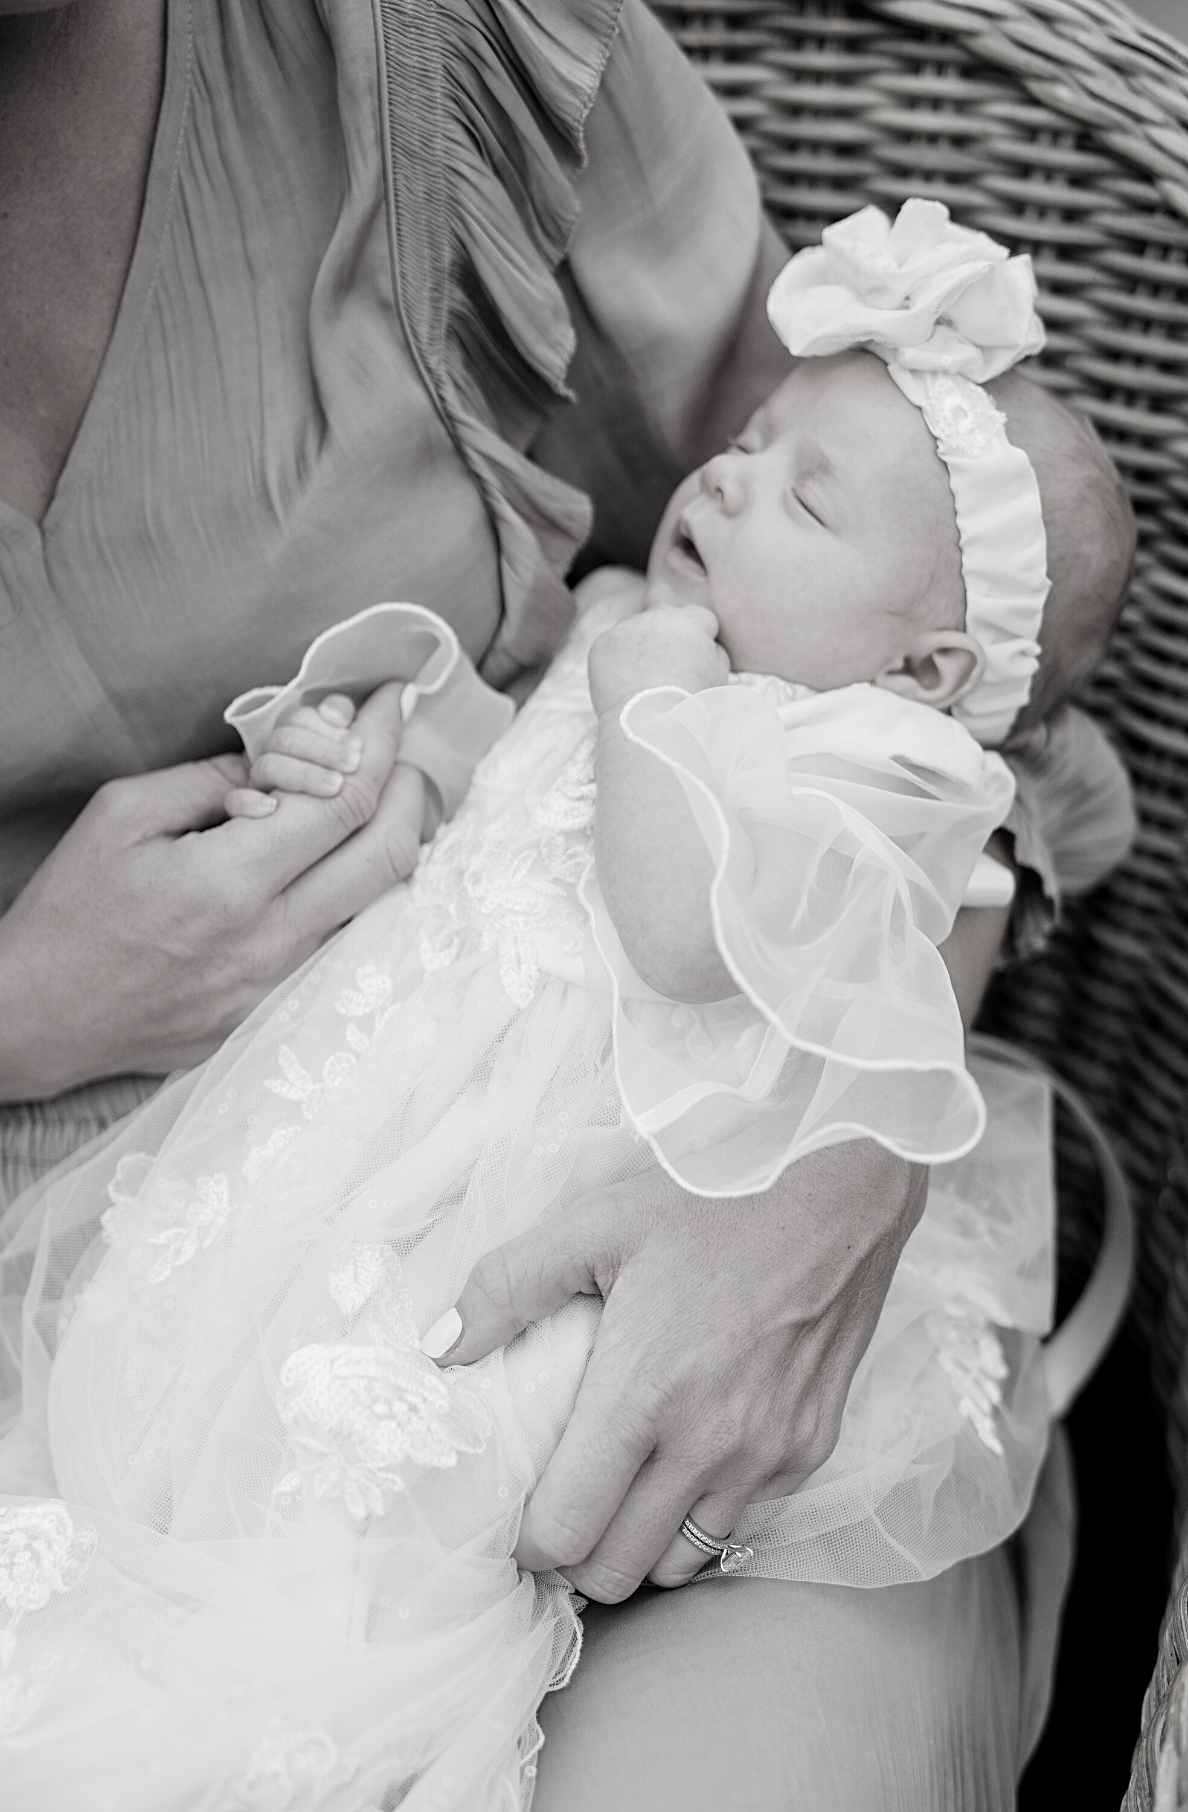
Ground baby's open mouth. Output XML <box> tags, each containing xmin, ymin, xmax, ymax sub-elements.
<box><xmin>671</xmin><ymin>518</ymin><xmax>706</xmax><ymax>575</ymax></box>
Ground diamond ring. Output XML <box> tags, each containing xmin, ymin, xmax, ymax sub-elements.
<box><xmin>678</xmin><ymin>1513</ymin><xmax>754</xmax><ymax>1575</ymax></box>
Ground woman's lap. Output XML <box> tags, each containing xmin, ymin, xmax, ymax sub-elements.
<box><xmin>2</xmin><ymin>1092</ymin><xmax>1075</xmax><ymax>1811</ymax></box>
<box><xmin>534</xmin><ymin>1429</ymin><xmax>1075</xmax><ymax>1812</ymax></box>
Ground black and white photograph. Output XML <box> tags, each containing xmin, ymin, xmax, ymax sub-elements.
<box><xmin>2</xmin><ymin>0</ymin><xmax>1188</xmax><ymax>1806</ymax></box>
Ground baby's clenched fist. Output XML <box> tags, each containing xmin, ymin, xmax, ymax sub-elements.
<box><xmin>588</xmin><ymin>605</ymin><xmax>730</xmax><ymax>717</ymax></box>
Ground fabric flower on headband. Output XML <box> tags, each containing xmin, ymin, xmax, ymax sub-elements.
<box><xmin>767</xmin><ymin>198</ymin><xmax>1045</xmax><ymax>384</ymax></box>
<box><xmin>766</xmin><ymin>198</ymin><xmax>1049</xmax><ymax>748</ymax></box>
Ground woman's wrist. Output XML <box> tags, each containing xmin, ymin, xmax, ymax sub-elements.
<box><xmin>0</xmin><ymin>921</ymin><xmax>73</xmax><ymax>1103</ymax></box>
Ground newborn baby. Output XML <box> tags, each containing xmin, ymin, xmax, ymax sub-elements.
<box><xmin>587</xmin><ymin>346</ymin><xmax>1133</xmax><ymax>1007</ymax></box>
<box><xmin>644</xmin><ymin>350</ymin><xmax>1130</xmax><ymax>722</ymax></box>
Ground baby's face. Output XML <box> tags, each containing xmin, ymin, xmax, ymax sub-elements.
<box><xmin>645</xmin><ymin>352</ymin><xmax>962</xmax><ymax>688</ymax></box>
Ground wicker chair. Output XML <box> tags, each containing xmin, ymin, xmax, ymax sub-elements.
<box><xmin>643</xmin><ymin>0</ymin><xmax>1188</xmax><ymax>1803</ymax></box>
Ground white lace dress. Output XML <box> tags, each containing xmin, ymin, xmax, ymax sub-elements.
<box><xmin>0</xmin><ymin>572</ymin><xmax>1053</xmax><ymax>1811</ymax></box>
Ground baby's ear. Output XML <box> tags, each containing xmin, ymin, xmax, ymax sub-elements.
<box><xmin>873</xmin><ymin>631</ymin><xmax>985</xmax><ymax>712</ymax></box>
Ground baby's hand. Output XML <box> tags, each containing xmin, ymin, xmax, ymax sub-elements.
<box><xmin>225</xmin><ymin>693</ymin><xmax>368</xmax><ymax>819</ymax></box>
<box><xmin>588</xmin><ymin>605</ymin><xmax>729</xmax><ymax>718</ymax></box>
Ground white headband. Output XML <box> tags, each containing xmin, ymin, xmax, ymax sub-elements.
<box><xmin>766</xmin><ymin>199</ymin><xmax>1050</xmax><ymax>746</ymax></box>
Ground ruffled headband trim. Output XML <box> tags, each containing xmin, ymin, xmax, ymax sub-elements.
<box><xmin>767</xmin><ymin>199</ymin><xmax>1049</xmax><ymax>747</ymax></box>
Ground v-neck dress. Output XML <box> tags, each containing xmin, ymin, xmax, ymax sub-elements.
<box><xmin>0</xmin><ymin>0</ymin><xmax>763</xmax><ymax>912</ymax></box>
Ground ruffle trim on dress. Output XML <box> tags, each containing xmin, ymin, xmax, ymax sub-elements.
<box><xmin>374</xmin><ymin>0</ymin><xmax>623</xmax><ymax>685</ymax></box>
<box><xmin>583</xmin><ymin>684</ymin><xmax>1009</xmax><ymax>1194</ymax></box>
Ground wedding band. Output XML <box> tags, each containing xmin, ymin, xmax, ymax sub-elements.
<box><xmin>679</xmin><ymin>1513</ymin><xmax>755</xmax><ymax>1575</ymax></box>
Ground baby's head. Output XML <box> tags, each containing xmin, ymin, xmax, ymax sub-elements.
<box><xmin>645</xmin><ymin>349</ymin><xmax>1133</xmax><ymax>741</ymax></box>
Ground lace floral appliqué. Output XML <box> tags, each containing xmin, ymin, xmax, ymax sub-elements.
<box><xmin>935</xmin><ymin>1303</ymin><xmax>1008</xmax><ymax>1455</ymax></box>
<box><xmin>99</xmin><ymin>1154</ymin><xmax>235</xmax><ymax>1285</ymax></box>
<box><xmin>264</xmin><ymin>1048</ymin><xmax>357</xmax><ymax>1121</ymax></box>
<box><xmin>277</xmin><ymin>1244</ymin><xmax>491</xmax><ymax>1522</ymax></box>
<box><xmin>250</xmin><ymin>965</ymin><xmax>398</xmax><ymax>1176</ymax></box>
<box><xmin>0</xmin><ymin>1500</ymin><xmax>97</xmax><ymax>1733</ymax></box>
<box><xmin>220</xmin><ymin>1719</ymin><xmax>359</xmax><ymax>1812</ymax></box>
<box><xmin>100</xmin><ymin>1150</ymin><xmax>155</xmax><ymax>1246</ymax></box>
<box><xmin>415</xmin><ymin>730</ymin><xmax>597</xmax><ymax>1009</ymax></box>
<box><xmin>145</xmin><ymin>1174</ymin><xmax>233</xmax><ymax>1283</ymax></box>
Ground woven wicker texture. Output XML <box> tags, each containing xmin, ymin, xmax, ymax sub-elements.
<box><xmin>643</xmin><ymin>2</ymin><xmax>1188</xmax><ymax>1805</ymax></box>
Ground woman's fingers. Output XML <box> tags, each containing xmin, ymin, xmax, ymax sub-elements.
<box><xmin>520</xmin><ymin>1390</ymin><xmax>763</xmax><ymax>1598</ymax></box>
<box><xmin>546</xmin><ymin>1451</ymin><xmax>704</xmax><ymax>1601</ymax></box>
<box><xmin>224</xmin><ymin>786</ymin><xmax>278</xmax><ymax>820</ymax></box>
<box><xmin>646</xmin><ymin>1483</ymin><xmax>757</xmax><ymax>1589</ymax></box>
<box><xmin>512</xmin><ymin>1365</ymin><xmax>656</xmax><ymax>1576</ymax></box>
<box><xmin>281</xmin><ymin>759</ymin><xmax>427</xmax><ymax>936</ymax></box>
<box><xmin>423</xmin><ymin>1206</ymin><xmax>615</xmax><ymax>1369</ymax></box>
<box><xmin>99</xmin><ymin>753</ymin><xmax>251</xmax><ymax>838</ymax></box>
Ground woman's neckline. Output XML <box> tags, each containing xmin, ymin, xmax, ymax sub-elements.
<box><xmin>0</xmin><ymin>0</ymin><xmax>192</xmax><ymax>545</ymax></box>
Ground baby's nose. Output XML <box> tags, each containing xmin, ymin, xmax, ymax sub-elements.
<box><xmin>701</xmin><ymin>453</ymin><xmax>747</xmax><ymax>514</ymax></box>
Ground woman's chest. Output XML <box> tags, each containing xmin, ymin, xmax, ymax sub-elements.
<box><xmin>0</xmin><ymin>0</ymin><xmax>502</xmax><ymax>904</ymax></box>
<box><xmin>0</xmin><ymin>0</ymin><xmax>165</xmax><ymax>526</ymax></box>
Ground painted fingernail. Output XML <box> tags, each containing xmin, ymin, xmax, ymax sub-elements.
<box><xmin>342</xmin><ymin>740</ymin><xmax>362</xmax><ymax>771</ymax></box>
<box><xmin>319</xmin><ymin>698</ymin><xmax>353</xmax><ymax>727</ymax></box>
<box><xmin>421</xmin><ymin>1307</ymin><xmax>463</xmax><ymax>1361</ymax></box>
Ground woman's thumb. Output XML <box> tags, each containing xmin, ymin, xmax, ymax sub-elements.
<box><xmin>421</xmin><ymin>1215</ymin><xmax>609</xmax><ymax>1367</ymax></box>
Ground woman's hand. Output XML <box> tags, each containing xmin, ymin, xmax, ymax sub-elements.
<box><xmin>426</xmin><ymin>1141</ymin><xmax>926</xmax><ymax>1600</ymax></box>
<box><xmin>588</xmin><ymin>604</ymin><xmax>728</xmax><ymax>718</ymax></box>
<box><xmin>223</xmin><ymin>690</ymin><xmax>432</xmax><ymax>837</ymax></box>
<box><xmin>0</xmin><ymin>683</ymin><xmax>423</xmax><ymax>1101</ymax></box>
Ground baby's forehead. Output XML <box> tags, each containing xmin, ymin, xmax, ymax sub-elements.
<box><xmin>751</xmin><ymin>356</ymin><xmax>936</xmax><ymax>480</ymax></box>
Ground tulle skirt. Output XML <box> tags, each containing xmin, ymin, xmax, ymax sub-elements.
<box><xmin>0</xmin><ymin>884</ymin><xmax>1052</xmax><ymax>1809</ymax></box>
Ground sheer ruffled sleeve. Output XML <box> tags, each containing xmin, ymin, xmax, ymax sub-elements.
<box><xmin>225</xmin><ymin>604</ymin><xmax>514</xmax><ymax>822</ymax></box>
<box><xmin>582</xmin><ymin>682</ymin><xmax>1017</xmax><ymax>1194</ymax></box>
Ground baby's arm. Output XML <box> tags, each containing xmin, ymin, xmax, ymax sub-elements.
<box><xmin>590</xmin><ymin>606</ymin><xmax>735</xmax><ymax>1003</ymax></box>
